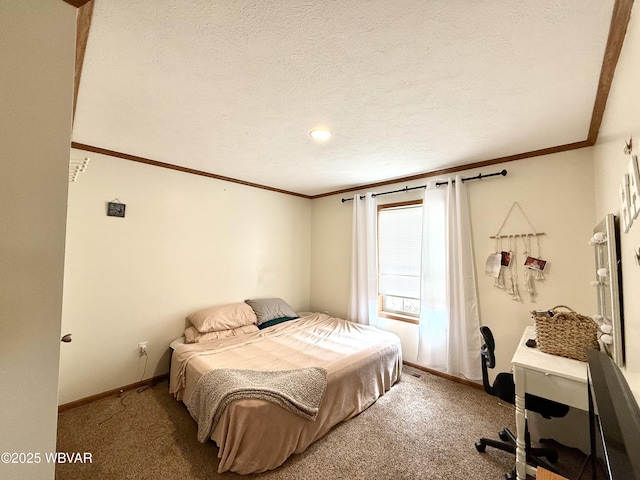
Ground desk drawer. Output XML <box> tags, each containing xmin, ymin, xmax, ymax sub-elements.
<box><xmin>522</xmin><ymin>368</ymin><xmax>588</xmax><ymax>411</ymax></box>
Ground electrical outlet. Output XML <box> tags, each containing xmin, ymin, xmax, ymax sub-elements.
<box><xmin>138</xmin><ymin>342</ymin><xmax>148</xmax><ymax>356</ymax></box>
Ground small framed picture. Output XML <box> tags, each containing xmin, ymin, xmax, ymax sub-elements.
<box><xmin>524</xmin><ymin>256</ymin><xmax>547</xmax><ymax>272</ymax></box>
<box><xmin>107</xmin><ymin>201</ymin><xmax>126</xmax><ymax>218</ymax></box>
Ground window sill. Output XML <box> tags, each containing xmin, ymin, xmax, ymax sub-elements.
<box><xmin>378</xmin><ymin>312</ymin><xmax>419</xmax><ymax>325</ymax></box>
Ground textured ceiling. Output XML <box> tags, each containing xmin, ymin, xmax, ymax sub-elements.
<box><xmin>72</xmin><ymin>0</ymin><xmax>616</xmax><ymax>197</ymax></box>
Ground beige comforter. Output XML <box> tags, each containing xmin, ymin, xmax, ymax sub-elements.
<box><xmin>169</xmin><ymin>313</ymin><xmax>402</xmax><ymax>474</ymax></box>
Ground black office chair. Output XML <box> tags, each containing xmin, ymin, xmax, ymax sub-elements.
<box><xmin>474</xmin><ymin>326</ymin><xmax>570</xmax><ymax>479</ymax></box>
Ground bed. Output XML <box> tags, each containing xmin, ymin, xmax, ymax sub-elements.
<box><xmin>169</xmin><ymin>304</ymin><xmax>402</xmax><ymax>475</ymax></box>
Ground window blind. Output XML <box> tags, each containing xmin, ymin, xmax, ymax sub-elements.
<box><xmin>378</xmin><ymin>205</ymin><xmax>422</xmax><ymax>299</ymax></box>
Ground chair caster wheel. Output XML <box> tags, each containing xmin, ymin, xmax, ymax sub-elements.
<box><xmin>499</xmin><ymin>429</ymin><xmax>509</xmax><ymax>441</ymax></box>
<box><xmin>475</xmin><ymin>441</ymin><xmax>486</xmax><ymax>453</ymax></box>
<box><xmin>546</xmin><ymin>451</ymin><xmax>558</xmax><ymax>463</ymax></box>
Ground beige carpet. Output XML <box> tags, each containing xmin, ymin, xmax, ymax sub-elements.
<box><xmin>56</xmin><ymin>366</ymin><xmax>593</xmax><ymax>480</ymax></box>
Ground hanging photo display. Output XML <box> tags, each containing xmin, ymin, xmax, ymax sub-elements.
<box><xmin>490</xmin><ymin>202</ymin><xmax>548</xmax><ymax>303</ymax></box>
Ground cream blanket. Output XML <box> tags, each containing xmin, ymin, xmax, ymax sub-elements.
<box><xmin>187</xmin><ymin>367</ymin><xmax>327</xmax><ymax>443</ymax></box>
<box><xmin>170</xmin><ymin>313</ymin><xmax>402</xmax><ymax>474</ymax></box>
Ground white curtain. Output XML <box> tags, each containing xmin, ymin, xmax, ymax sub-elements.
<box><xmin>417</xmin><ymin>176</ymin><xmax>481</xmax><ymax>380</ymax></box>
<box><xmin>347</xmin><ymin>193</ymin><xmax>379</xmax><ymax>326</ymax></box>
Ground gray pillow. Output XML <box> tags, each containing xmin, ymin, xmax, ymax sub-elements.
<box><xmin>244</xmin><ymin>298</ymin><xmax>299</xmax><ymax>325</ymax></box>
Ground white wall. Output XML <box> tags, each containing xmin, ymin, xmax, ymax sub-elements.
<box><xmin>311</xmin><ymin>149</ymin><xmax>597</xmax><ymax>378</ymax></box>
<box><xmin>59</xmin><ymin>151</ymin><xmax>311</xmax><ymax>404</ymax></box>
<box><xmin>592</xmin><ymin>5</ymin><xmax>640</xmax><ymax>396</ymax></box>
<box><xmin>0</xmin><ymin>1</ymin><xmax>75</xmax><ymax>478</ymax></box>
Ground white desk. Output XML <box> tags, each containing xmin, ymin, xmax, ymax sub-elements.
<box><xmin>511</xmin><ymin>326</ymin><xmax>589</xmax><ymax>480</ymax></box>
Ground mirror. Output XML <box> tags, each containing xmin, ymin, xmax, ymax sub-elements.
<box><xmin>591</xmin><ymin>214</ymin><xmax>624</xmax><ymax>366</ymax></box>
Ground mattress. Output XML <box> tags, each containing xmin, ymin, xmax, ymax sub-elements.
<box><xmin>169</xmin><ymin>312</ymin><xmax>402</xmax><ymax>474</ymax></box>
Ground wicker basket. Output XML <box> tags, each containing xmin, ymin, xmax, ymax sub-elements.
<box><xmin>531</xmin><ymin>305</ymin><xmax>599</xmax><ymax>362</ymax></box>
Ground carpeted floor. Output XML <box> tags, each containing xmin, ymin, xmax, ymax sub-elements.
<box><xmin>56</xmin><ymin>366</ymin><xmax>596</xmax><ymax>480</ymax></box>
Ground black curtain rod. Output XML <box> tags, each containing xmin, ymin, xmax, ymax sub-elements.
<box><xmin>341</xmin><ymin>169</ymin><xmax>507</xmax><ymax>202</ymax></box>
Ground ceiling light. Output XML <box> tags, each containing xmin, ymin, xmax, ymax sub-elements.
<box><xmin>309</xmin><ymin>129</ymin><xmax>332</xmax><ymax>140</ymax></box>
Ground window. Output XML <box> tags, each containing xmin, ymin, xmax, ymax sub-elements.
<box><xmin>377</xmin><ymin>200</ymin><xmax>422</xmax><ymax>323</ymax></box>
